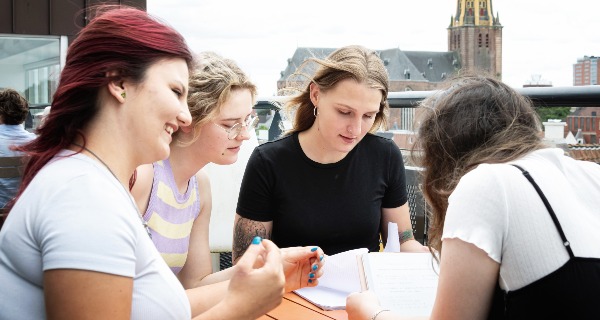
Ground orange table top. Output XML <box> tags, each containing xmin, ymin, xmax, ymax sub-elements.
<box><xmin>257</xmin><ymin>292</ymin><xmax>348</xmax><ymax>320</ymax></box>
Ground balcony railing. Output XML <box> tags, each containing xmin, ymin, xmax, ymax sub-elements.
<box><xmin>256</xmin><ymin>85</ymin><xmax>600</xmax><ymax>111</ymax></box>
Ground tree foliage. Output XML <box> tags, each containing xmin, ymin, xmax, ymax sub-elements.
<box><xmin>535</xmin><ymin>107</ymin><xmax>572</xmax><ymax>123</ymax></box>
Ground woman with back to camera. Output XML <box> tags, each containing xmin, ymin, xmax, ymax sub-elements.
<box><xmin>346</xmin><ymin>74</ymin><xmax>600</xmax><ymax>320</ymax></box>
<box><xmin>233</xmin><ymin>45</ymin><xmax>427</xmax><ymax>262</ymax></box>
<box><xmin>131</xmin><ymin>51</ymin><xmax>324</xmax><ymax>299</ymax></box>
<box><xmin>0</xmin><ymin>7</ymin><xmax>295</xmax><ymax>319</ymax></box>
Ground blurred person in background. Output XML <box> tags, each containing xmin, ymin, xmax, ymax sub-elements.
<box><xmin>0</xmin><ymin>88</ymin><xmax>36</xmax><ymax>209</ymax></box>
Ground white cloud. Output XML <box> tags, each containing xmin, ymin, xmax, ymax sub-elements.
<box><xmin>148</xmin><ymin>0</ymin><xmax>600</xmax><ymax>96</ymax></box>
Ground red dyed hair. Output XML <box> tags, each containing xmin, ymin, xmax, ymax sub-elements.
<box><xmin>11</xmin><ymin>6</ymin><xmax>193</xmax><ymax>209</ymax></box>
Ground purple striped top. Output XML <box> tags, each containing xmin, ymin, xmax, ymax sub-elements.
<box><xmin>143</xmin><ymin>158</ymin><xmax>200</xmax><ymax>274</ymax></box>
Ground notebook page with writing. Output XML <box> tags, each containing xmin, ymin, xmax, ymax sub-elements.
<box><xmin>362</xmin><ymin>252</ymin><xmax>439</xmax><ymax>316</ymax></box>
<box><xmin>294</xmin><ymin>248</ymin><xmax>368</xmax><ymax>310</ymax></box>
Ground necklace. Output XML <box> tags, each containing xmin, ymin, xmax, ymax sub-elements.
<box><xmin>72</xmin><ymin>143</ymin><xmax>152</xmax><ymax>239</ymax></box>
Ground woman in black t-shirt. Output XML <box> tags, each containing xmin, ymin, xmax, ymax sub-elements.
<box><xmin>233</xmin><ymin>45</ymin><xmax>428</xmax><ymax>261</ymax></box>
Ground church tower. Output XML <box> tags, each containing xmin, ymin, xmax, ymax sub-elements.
<box><xmin>448</xmin><ymin>0</ymin><xmax>503</xmax><ymax>78</ymax></box>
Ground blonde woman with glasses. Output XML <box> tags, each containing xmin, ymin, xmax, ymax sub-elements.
<box><xmin>130</xmin><ymin>52</ymin><xmax>324</xmax><ymax>301</ymax></box>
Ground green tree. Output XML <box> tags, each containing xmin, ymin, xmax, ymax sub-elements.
<box><xmin>535</xmin><ymin>107</ymin><xmax>572</xmax><ymax>123</ymax></box>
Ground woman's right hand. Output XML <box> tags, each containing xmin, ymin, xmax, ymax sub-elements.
<box><xmin>225</xmin><ymin>237</ymin><xmax>285</xmax><ymax>319</ymax></box>
<box><xmin>346</xmin><ymin>290</ymin><xmax>383</xmax><ymax>320</ymax></box>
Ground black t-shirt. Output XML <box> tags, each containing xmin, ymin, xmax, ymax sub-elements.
<box><xmin>236</xmin><ymin>133</ymin><xmax>407</xmax><ymax>255</ymax></box>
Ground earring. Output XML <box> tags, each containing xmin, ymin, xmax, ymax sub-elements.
<box><xmin>313</xmin><ymin>107</ymin><xmax>318</xmax><ymax>117</ymax></box>
<box><xmin>121</xmin><ymin>92</ymin><xmax>126</xmax><ymax>99</ymax></box>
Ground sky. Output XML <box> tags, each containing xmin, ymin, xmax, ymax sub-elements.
<box><xmin>147</xmin><ymin>0</ymin><xmax>600</xmax><ymax>97</ymax></box>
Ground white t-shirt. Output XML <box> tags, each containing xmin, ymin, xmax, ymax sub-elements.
<box><xmin>443</xmin><ymin>148</ymin><xmax>600</xmax><ymax>291</ymax></box>
<box><xmin>0</xmin><ymin>151</ymin><xmax>191</xmax><ymax>319</ymax></box>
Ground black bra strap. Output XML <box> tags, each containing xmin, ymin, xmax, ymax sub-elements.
<box><xmin>511</xmin><ymin>164</ymin><xmax>574</xmax><ymax>258</ymax></box>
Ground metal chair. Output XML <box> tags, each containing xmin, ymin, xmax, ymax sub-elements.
<box><xmin>405</xmin><ymin>166</ymin><xmax>429</xmax><ymax>245</ymax></box>
<box><xmin>0</xmin><ymin>156</ymin><xmax>26</xmax><ymax>179</ymax></box>
<box><xmin>0</xmin><ymin>156</ymin><xmax>27</xmax><ymax>229</ymax></box>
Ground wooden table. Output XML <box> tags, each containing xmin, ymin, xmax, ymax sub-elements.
<box><xmin>258</xmin><ymin>292</ymin><xmax>348</xmax><ymax>320</ymax></box>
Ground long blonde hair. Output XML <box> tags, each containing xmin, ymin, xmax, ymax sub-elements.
<box><xmin>413</xmin><ymin>74</ymin><xmax>545</xmax><ymax>255</ymax></box>
<box><xmin>282</xmin><ymin>45</ymin><xmax>389</xmax><ymax>134</ymax></box>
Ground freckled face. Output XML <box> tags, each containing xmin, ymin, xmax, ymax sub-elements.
<box><xmin>310</xmin><ymin>78</ymin><xmax>382</xmax><ymax>155</ymax></box>
<box><xmin>193</xmin><ymin>88</ymin><xmax>254</xmax><ymax>165</ymax></box>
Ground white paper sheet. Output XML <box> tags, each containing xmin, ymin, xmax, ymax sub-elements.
<box><xmin>362</xmin><ymin>252</ymin><xmax>439</xmax><ymax>316</ymax></box>
<box><xmin>383</xmin><ymin>222</ymin><xmax>401</xmax><ymax>252</ymax></box>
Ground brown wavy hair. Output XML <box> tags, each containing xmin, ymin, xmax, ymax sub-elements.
<box><xmin>281</xmin><ymin>45</ymin><xmax>389</xmax><ymax>134</ymax></box>
<box><xmin>0</xmin><ymin>88</ymin><xmax>29</xmax><ymax>125</ymax></box>
<box><xmin>412</xmin><ymin>73</ymin><xmax>545</xmax><ymax>256</ymax></box>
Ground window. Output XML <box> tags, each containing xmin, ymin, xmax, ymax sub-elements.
<box><xmin>0</xmin><ymin>36</ymin><xmax>64</xmax><ymax>104</ymax></box>
<box><xmin>587</xmin><ymin>117</ymin><xmax>591</xmax><ymax>130</ymax></box>
<box><xmin>26</xmin><ymin>63</ymin><xmax>60</xmax><ymax>104</ymax></box>
<box><xmin>401</xmin><ymin>107</ymin><xmax>415</xmax><ymax>131</ymax></box>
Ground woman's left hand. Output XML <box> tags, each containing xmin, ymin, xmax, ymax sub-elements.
<box><xmin>280</xmin><ymin>246</ymin><xmax>325</xmax><ymax>292</ymax></box>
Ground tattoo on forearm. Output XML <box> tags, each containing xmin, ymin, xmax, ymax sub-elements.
<box><xmin>232</xmin><ymin>217</ymin><xmax>271</xmax><ymax>264</ymax></box>
<box><xmin>399</xmin><ymin>229</ymin><xmax>414</xmax><ymax>244</ymax></box>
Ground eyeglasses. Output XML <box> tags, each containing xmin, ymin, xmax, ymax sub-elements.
<box><xmin>213</xmin><ymin>116</ymin><xmax>259</xmax><ymax>140</ymax></box>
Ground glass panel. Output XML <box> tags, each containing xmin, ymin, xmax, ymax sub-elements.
<box><xmin>0</xmin><ymin>35</ymin><xmax>60</xmax><ymax>103</ymax></box>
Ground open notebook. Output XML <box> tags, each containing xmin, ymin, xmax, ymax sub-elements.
<box><xmin>294</xmin><ymin>248</ymin><xmax>368</xmax><ymax>310</ymax></box>
<box><xmin>293</xmin><ymin>222</ymin><xmax>403</xmax><ymax>310</ymax></box>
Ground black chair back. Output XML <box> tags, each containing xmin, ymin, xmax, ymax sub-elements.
<box><xmin>405</xmin><ymin>166</ymin><xmax>429</xmax><ymax>245</ymax></box>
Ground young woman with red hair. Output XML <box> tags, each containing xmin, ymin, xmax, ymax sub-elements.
<box><xmin>0</xmin><ymin>7</ymin><xmax>315</xmax><ymax>320</ymax></box>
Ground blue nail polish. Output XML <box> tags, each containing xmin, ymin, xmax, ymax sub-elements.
<box><xmin>309</xmin><ymin>273</ymin><xmax>315</xmax><ymax>278</ymax></box>
<box><xmin>308</xmin><ymin>279</ymin><xmax>313</xmax><ymax>283</ymax></box>
<box><xmin>311</xmin><ymin>247</ymin><xmax>318</xmax><ymax>252</ymax></box>
<box><xmin>251</xmin><ymin>236</ymin><xmax>262</xmax><ymax>245</ymax></box>
<box><xmin>320</xmin><ymin>255</ymin><xmax>324</xmax><ymax>261</ymax></box>
<box><xmin>312</xmin><ymin>265</ymin><xmax>317</xmax><ymax>271</ymax></box>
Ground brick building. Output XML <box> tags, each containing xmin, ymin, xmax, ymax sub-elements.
<box><xmin>573</xmin><ymin>56</ymin><xmax>599</xmax><ymax>86</ymax></box>
<box><xmin>448</xmin><ymin>0</ymin><xmax>503</xmax><ymax>78</ymax></box>
<box><xmin>566</xmin><ymin>107</ymin><xmax>600</xmax><ymax>144</ymax></box>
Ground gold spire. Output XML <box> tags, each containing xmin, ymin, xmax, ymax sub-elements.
<box><xmin>452</xmin><ymin>0</ymin><xmax>498</xmax><ymax>27</ymax></box>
